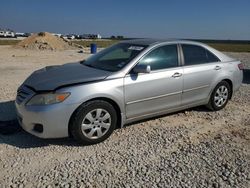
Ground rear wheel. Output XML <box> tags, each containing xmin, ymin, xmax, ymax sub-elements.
<box><xmin>207</xmin><ymin>81</ymin><xmax>231</xmax><ymax>111</ymax></box>
<box><xmin>70</xmin><ymin>100</ymin><xmax>117</xmax><ymax>144</ymax></box>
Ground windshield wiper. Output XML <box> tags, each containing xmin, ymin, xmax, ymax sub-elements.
<box><xmin>82</xmin><ymin>63</ymin><xmax>99</xmax><ymax>70</ymax></box>
<box><xmin>84</xmin><ymin>64</ymin><xmax>94</xmax><ymax>68</ymax></box>
<box><xmin>80</xmin><ymin>60</ymin><xmax>85</xmax><ymax>64</ymax></box>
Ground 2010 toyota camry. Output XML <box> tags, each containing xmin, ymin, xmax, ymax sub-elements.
<box><xmin>15</xmin><ymin>39</ymin><xmax>243</xmax><ymax>144</ymax></box>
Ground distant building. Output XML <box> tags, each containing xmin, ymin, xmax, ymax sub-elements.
<box><xmin>96</xmin><ymin>34</ymin><xmax>102</xmax><ymax>39</ymax></box>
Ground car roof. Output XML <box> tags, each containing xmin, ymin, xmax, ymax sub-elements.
<box><xmin>121</xmin><ymin>39</ymin><xmax>163</xmax><ymax>46</ymax></box>
<box><xmin>121</xmin><ymin>38</ymin><xmax>209</xmax><ymax>46</ymax></box>
<box><xmin>121</xmin><ymin>38</ymin><xmax>234</xmax><ymax>62</ymax></box>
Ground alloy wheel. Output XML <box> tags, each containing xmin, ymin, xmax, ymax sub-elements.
<box><xmin>81</xmin><ymin>108</ymin><xmax>111</xmax><ymax>139</ymax></box>
<box><xmin>214</xmin><ymin>85</ymin><xmax>228</xmax><ymax>107</ymax></box>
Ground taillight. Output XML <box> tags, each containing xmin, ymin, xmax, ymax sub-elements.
<box><xmin>238</xmin><ymin>63</ymin><xmax>244</xmax><ymax>70</ymax></box>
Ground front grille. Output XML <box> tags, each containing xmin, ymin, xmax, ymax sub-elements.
<box><xmin>16</xmin><ymin>85</ymin><xmax>34</xmax><ymax>104</ymax></box>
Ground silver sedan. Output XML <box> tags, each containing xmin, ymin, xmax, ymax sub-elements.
<box><xmin>15</xmin><ymin>39</ymin><xmax>243</xmax><ymax>144</ymax></box>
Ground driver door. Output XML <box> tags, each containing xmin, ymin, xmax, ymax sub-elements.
<box><xmin>124</xmin><ymin>44</ymin><xmax>183</xmax><ymax>119</ymax></box>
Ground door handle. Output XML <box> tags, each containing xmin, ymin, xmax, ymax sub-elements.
<box><xmin>172</xmin><ymin>72</ymin><xmax>182</xmax><ymax>78</ymax></box>
<box><xmin>214</xmin><ymin>66</ymin><xmax>221</xmax><ymax>70</ymax></box>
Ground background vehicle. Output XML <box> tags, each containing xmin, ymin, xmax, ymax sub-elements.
<box><xmin>0</xmin><ymin>30</ymin><xmax>15</xmax><ymax>38</ymax></box>
<box><xmin>66</xmin><ymin>34</ymin><xmax>75</xmax><ymax>40</ymax></box>
<box><xmin>15</xmin><ymin>39</ymin><xmax>243</xmax><ymax>144</ymax></box>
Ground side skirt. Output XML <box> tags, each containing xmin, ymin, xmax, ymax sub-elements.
<box><xmin>123</xmin><ymin>100</ymin><xmax>208</xmax><ymax>126</ymax></box>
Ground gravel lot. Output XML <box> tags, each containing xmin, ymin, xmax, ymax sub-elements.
<box><xmin>0</xmin><ymin>46</ymin><xmax>249</xmax><ymax>187</ymax></box>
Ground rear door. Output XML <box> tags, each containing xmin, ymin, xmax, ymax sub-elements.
<box><xmin>181</xmin><ymin>44</ymin><xmax>222</xmax><ymax>105</ymax></box>
<box><xmin>124</xmin><ymin>44</ymin><xmax>183</xmax><ymax>119</ymax></box>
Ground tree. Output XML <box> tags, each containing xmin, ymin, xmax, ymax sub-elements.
<box><xmin>117</xmin><ymin>35</ymin><xmax>124</xmax><ymax>39</ymax></box>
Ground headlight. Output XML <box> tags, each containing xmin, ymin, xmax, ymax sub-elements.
<box><xmin>26</xmin><ymin>92</ymin><xmax>70</xmax><ymax>106</ymax></box>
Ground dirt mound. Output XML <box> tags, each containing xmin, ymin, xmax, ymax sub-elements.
<box><xmin>15</xmin><ymin>32</ymin><xmax>80</xmax><ymax>50</ymax></box>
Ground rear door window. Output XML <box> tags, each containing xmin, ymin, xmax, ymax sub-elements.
<box><xmin>182</xmin><ymin>44</ymin><xmax>220</xmax><ymax>66</ymax></box>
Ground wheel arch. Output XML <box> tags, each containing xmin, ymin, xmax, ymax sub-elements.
<box><xmin>68</xmin><ymin>97</ymin><xmax>122</xmax><ymax>137</ymax></box>
<box><xmin>221</xmin><ymin>78</ymin><xmax>233</xmax><ymax>99</ymax></box>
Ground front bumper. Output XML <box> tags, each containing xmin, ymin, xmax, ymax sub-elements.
<box><xmin>15</xmin><ymin>101</ymin><xmax>79</xmax><ymax>138</ymax></box>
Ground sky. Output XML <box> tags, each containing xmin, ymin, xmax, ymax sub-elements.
<box><xmin>0</xmin><ymin>0</ymin><xmax>250</xmax><ymax>40</ymax></box>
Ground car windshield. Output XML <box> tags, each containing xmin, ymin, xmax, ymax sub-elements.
<box><xmin>82</xmin><ymin>43</ymin><xmax>148</xmax><ymax>72</ymax></box>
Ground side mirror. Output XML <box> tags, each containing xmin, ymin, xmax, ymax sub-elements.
<box><xmin>133</xmin><ymin>64</ymin><xmax>151</xmax><ymax>74</ymax></box>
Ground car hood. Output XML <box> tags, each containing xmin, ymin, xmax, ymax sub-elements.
<box><xmin>23</xmin><ymin>62</ymin><xmax>111</xmax><ymax>91</ymax></box>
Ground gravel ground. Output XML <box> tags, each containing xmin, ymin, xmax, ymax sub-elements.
<box><xmin>0</xmin><ymin>46</ymin><xmax>249</xmax><ymax>187</ymax></box>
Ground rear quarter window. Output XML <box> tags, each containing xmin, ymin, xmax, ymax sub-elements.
<box><xmin>206</xmin><ymin>49</ymin><xmax>220</xmax><ymax>62</ymax></box>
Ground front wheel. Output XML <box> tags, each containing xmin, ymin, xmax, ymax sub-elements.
<box><xmin>70</xmin><ymin>100</ymin><xmax>117</xmax><ymax>144</ymax></box>
<box><xmin>206</xmin><ymin>81</ymin><xmax>231</xmax><ymax>111</ymax></box>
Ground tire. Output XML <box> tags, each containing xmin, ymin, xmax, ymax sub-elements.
<box><xmin>206</xmin><ymin>81</ymin><xmax>231</xmax><ymax>111</ymax></box>
<box><xmin>70</xmin><ymin>100</ymin><xmax>117</xmax><ymax>144</ymax></box>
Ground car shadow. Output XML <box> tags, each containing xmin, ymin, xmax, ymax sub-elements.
<box><xmin>0</xmin><ymin>100</ymin><xmax>16</xmax><ymax>121</ymax></box>
<box><xmin>0</xmin><ymin>101</ymin><xmax>86</xmax><ymax>148</ymax></box>
<box><xmin>0</xmin><ymin>130</ymin><xmax>83</xmax><ymax>148</ymax></box>
<box><xmin>243</xmin><ymin>69</ymin><xmax>250</xmax><ymax>84</ymax></box>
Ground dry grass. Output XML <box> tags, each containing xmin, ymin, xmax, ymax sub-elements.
<box><xmin>0</xmin><ymin>40</ymin><xmax>20</xmax><ymax>45</ymax></box>
<box><xmin>72</xmin><ymin>40</ymin><xmax>120</xmax><ymax>48</ymax></box>
<box><xmin>208</xmin><ymin>43</ymin><xmax>250</xmax><ymax>53</ymax></box>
